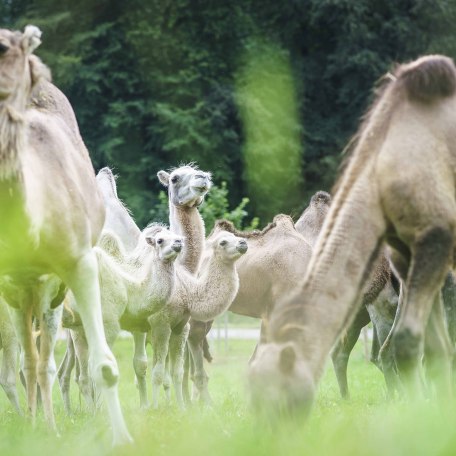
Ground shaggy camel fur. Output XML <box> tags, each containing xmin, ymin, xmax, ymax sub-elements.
<box><xmin>0</xmin><ymin>293</ymin><xmax>21</xmax><ymax>413</ymax></box>
<box><xmin>0</xmin><ymin>26</ymin><xmax>131</xmax><ymax>443</ymax></box>
<box><xmin>148</xmin><ymin>231</ymin><xmax>247</xmax><ymax>409</ymax></box>
<box><xmin>249</xmin><ymin>55</ymin><xmax>456</xmax><ymax>413</ymax></box>
<box><xmin>59</xmin><ymin>224</ymin><xmax>182</xmax><ymax>411</ymax></box>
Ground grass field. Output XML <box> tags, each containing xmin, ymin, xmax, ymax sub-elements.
<box><xmin>1</xmin><ymin>334</ymin><xmax>455</xmax><ymax>456</ymax></box>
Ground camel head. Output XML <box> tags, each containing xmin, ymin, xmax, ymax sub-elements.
<box><xmin>96</xmin><ymin>167</ymin><xmax>118</xmax><ymax>201</ymax></box>
<box><xmin>207</xmin><ymin>231</ymin><xmax>248</xmax><ymax>262</ymax></box>
<box><xmin>143</xmin><ymin>224</ymin><xmax>184</xmax><ymax>263</ymax></box>
<box><xmin>0</xmin><ymin>25</ymin><xmax>50</xmax><ymax>103</ymax></box>
<box><xmin>157</xmin><ymin>164</ymin><xmax>212</xmax><ymax>208</ymax></box>
<box><xmin>248</xmin><ymin>342</ymin><xmax>315</xmax><ymax>418</ymax></box>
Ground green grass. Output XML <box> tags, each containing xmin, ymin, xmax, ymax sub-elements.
<box><xmin>1</xmin><ymin>336</ymin><xmax>455</xmax><ymax>456</ymax></box>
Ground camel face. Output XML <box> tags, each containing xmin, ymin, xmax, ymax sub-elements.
<box><xmin>144</xmin><ymin>226</ymin><xmax>183</xmax><ymax>262</ymax></box>
<box><xmin>158</xmin><ymin>165</ymin><xmax>212</xmax><ymax>208</ymax></box>
<box><xmin>209</xmin><ymin>231</ymin><xmax>248</xmax><ymax>261</ymax></box>
<box><xmin>248</xmin><ymin>342</ymin><xmax>314</xmax><ymax>417</ymax></box>
<box><xmin>0</xmin><ymin>26</ymin><xmax>42</xmax><ymax>101</ymax></box>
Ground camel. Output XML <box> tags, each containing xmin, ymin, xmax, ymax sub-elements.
<box><xmin>59</xmin><ymin>223</ymin><xmax>183</xmax><ymax>412</ymax></box>
<box><xmin>248</xmin><ymin>55</ymin><xmax>456</xmax><ymax>414</ymax></box>
<box><xmin>156</xmin><ymin>165</ymin><xmax>215</xmax><ymax>403</ymax></box>
<box><xmin>0</xmin><ymin>26</ymin><xmax>131</xmax><ymax>444</ymax></box>
<box><xmin>148</xmin><ymin>230</ymin><xmax>247</xmax><ymax>409</ymax></box>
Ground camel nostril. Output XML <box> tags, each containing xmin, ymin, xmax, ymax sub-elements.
<box><xmin>173</xmin><ymin>243</ymin><xmax>182</xmax><ymax>253</ymax></box>
<box><xmin>237</xmin><ymin>242</ymin><xmax>248</xmax><ymax>253</ymax></box>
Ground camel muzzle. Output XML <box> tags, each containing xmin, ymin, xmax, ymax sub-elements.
<box><xmin>237</xmin><ymin>241</ymin><xmax>248</xmax><ymax>254</ymax></box>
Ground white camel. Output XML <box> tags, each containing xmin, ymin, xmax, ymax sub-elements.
<box><xmin>0</xmin><ymin>26</ymin><xmax>131</xmax><ymax>444</ymax></box>
<box><xmin>148</xmin><ymin>230</ymin><xmax>247</xmax><ymax>408</ymax></box>
<box><xmin>59</xmin><ymin>223</ymin><xmax>182</xmax><ymax>411</ymax></box>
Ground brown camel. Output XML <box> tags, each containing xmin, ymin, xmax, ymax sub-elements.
<box><xmin>0</xmin><ymin>26</ymin><xmax>131</xmax><ymax>443</ymax></box>
<box><xmin>249</xmin><ymin>55</ymin><xmax>456</xmax><ymax>414</ymax></box>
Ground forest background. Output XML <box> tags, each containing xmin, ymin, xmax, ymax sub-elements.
<box><xmin>1</xmin><ymin>0</ymin><xmax>455</xmax><ymax>228</ymax></box>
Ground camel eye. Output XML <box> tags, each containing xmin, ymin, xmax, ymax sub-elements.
<box><xmin>157</xmin><ymin>239</ymin><xmax>163</xmax><ymax>245</ymax></box>
<box><xmin>220</xmin><ymin>240</ymin><xmax>227</xmax><ymax>247</ymax></box>
<box><xmin>171</xmin><ymin>175</ymin><xmax>179</xmax><ymax>184</ymax></box>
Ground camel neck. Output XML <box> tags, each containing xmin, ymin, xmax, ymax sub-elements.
<box><xmin>0</xmin><ymin>99</ymin><xmax>25</xmax><ymax>180</ymax></box>
<box><xmin>169</xmin><ymin>203</ymin><xmax>205</xmax><ymax>275</ymax></box>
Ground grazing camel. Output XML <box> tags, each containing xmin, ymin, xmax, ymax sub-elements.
<box><xmin>0</xmin><ymin>26</ymin><xmax>131</xmax><ymax>444</ymax></box>
<box><xmin>249</xmin><ymin>55</ymin><xmax>456</xmax><ymax>414</ymax></box>
<box><xmin>59</xmin><ymin>224</ymin><xmax>182</xmax><ymax>412</ymax></box>
<box><xmin>148</xmin><ymin>230</ymin><xmax>247</xmax><ymax>409</ymax></box>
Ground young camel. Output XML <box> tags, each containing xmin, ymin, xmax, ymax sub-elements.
<box><xmin>249</xmin><ymin>55</ymin><xmax>456</xmax><ymax>414</ymax></box>
<box><xmin>0</xmin><ymin>26</ymin><xmax>131</xmax><ymax>443</ymax></box>
<box><xmin>59</xmin><ymin>224</ymin><xmax>182</xmax><ymax>412</ymax></box>
<box><xmin>57</xmin><ymin>166</ymin><xmax>142</xmax><ymax>405</ymax></box>
<box><xmin>148</xmin><ymin>230</ymin><xmax>247</xmax><ymax>409</ymax></box>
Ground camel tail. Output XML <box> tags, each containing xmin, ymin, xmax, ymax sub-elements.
<box><xmin>398</xmin><ymin>55</ymin><xmax>456</xmax><ymax>103</ymax></box>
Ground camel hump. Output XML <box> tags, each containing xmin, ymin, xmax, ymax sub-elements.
<box><xmin>398</xmin><ymin>55</ymin><xmax>456</xmax><ymax>102</ymax></box>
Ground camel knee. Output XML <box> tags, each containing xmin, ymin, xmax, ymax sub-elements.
<box><xmin>393</xmin><ymin>327</ymin><xmax>422</xmax><ymax>369</ymax></box>
<box><xmin>152</xmin><ymin>364</ymin><xmax>166</xmax><ymax>386</ymax></box>
<box><xmin>133</xmin><ymin>357</ymin><xmax>148</xmax><ymax>380</ymax></box>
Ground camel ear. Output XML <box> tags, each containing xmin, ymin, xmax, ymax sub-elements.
<box><xmin>157</xmin><ymin>171</ymin><xmax>170</xmax><ymax>187</ymax></box>
<box><xmin>22</xmin><ymin>25</ymin><xmax>42</xmax><ymax>55</ymax></box>
<box><xmin>146</xmin><ymin>237</ymin><xmax>156</xmax><ymax>247</ymax></box>
<box><xmin>279</xmin><ymin>345</ymin><xmax>296</xmax><ymax>374</ymax></box>
<box><xmin>29</xmin><ymin>55</ymin><xmax>51</xmax><ymax>86</ymax></box>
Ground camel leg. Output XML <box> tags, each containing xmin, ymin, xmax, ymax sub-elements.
<box><xmin>331</xmin><ymin>305</ymin><xmax>370</xmax><ymax>399</ymax></box>
<box><xmin>182</xmin><ymin>346</ymin><xmax>191</xmax><ymax>405</ymax></box>
<box><xmin>424</xmin><ymin>293</ymin><xmax>454</xmax><ymax>398</ymax></box>
<box><xmin>62</xmin><ymin>252</ymin><xmax>132</xmax><ymax>445</ymax></box>
<box><xmin>187</xmin><ymin>337</ymin><xmax>212</xmax><ymax>405</ymax></box>
<box><xmin>392</xmin><ymin>227</ymin><xmax>453</xmax><ymax>399</ymax></box>
<box><xmin>57</xmin><ymin>330</ymin><xmax>76</xmax><ymax>415</ymax></box>
<box><xmin>163</xmin><ymin>355</ymin><xmax>171</xmax><ymax>404</ymax></box>
<box><xmin>0</xmin><ymin>302</ymin><xmax>22</xmax><ymax>414</ymax></box>
<box><xmin>249</xmin><ymin>320</ymin><xmax>267</xmax><ymax>365</ymax></box>
<box><xmin>71</xmin><ymin>329</ymin><xmax>95</xmax><ymax>409</ymax></box>
<box><xmin>169</xmin><ymin>323</ymin><xmax>190</xmax><ymax>410</ymax></box>
<box><xmin>132</xmin><ymin>331</ymin><xmax>149</xmax><ymax>409</ymax></box>
<box><xmin>36</xmin><ymin>305</ymin><xmax>62</xmax><ymax>431</ymax></box>
<box><xmin>367</xmin><ymin>292</ymin><xmax>399</xmax><ymax>398</ymax></box>
<box><xmin>10</xmin><ymin>306</ymin><xmax>38</xmax><ymax>423</ymax></box>
<box><xmin>149</xmin><ymin>323</ymin><xmax>171</xmax><ymax>409</ymax></box>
